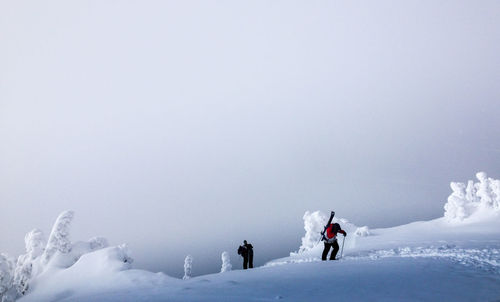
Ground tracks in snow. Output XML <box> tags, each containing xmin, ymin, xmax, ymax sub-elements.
<box><xmin>267</xmin><ymin>244</ymin><xmax>500</xmax><ymax>274</ymax></box>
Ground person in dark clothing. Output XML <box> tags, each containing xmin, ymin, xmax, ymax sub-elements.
<box><xmin>237</xmin><ymin>240</ymin><xmax>254</xmax><ymax>269</ymax></box>
<box><xmin>321</xmin><ymin>223</ymin><xmax>347</xmax><ymax>260</ymax></box>
<box><xmin>237</xmin><ymin>244</ymin><xmax>249</xmax><ymax>269</ymax></box>
<box><xmin>243</xmin><ymin>240</ymin><xmax>254</xmax><ymax>269</ymax></box>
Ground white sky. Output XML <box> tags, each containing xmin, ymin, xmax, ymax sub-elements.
<box><xmin>1</xmin><ymin>0</ymin><xmax>499</xmax><ymax>277</ymax></box>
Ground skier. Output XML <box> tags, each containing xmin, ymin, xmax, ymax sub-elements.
<box><xmin>244</xmin><ymin>240</ymin><xmax>254</xmax><ymax>269</ymax></box>
<box><xmin>321</xmin><ymin>223</ymin><xmax>346</xmax><ymax>261</ymax></box>
<box><xmin>237</xmin><ymin>240</ymin><xmax>254</xmax><ymax>269</ymax></box>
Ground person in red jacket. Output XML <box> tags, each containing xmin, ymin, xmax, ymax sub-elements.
<box><xmin>322</xmin><ymin>223</ymin><xmax>347</xmax><ymax>260</ymax></box>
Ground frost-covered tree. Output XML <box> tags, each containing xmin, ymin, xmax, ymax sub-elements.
<box><xmin>24</xmin><ymin>229</ymin><xmax>45</xmax><ymax>259</ymax></box>
<box><xmin>13</xmin><ymin>229</ymin><xmax>46</xmax><ymax>297</ymax></box>
<box><xmin>2</xmin><ymin>211</ymin><xmax>133</xmax><ymax>301</ymax></box>
<box><xmin>298</xmin><ymin>211</ymin><xmax>327</xmax><ymax>253</ymax></box>
<box><xmin>491</xmin><ymin>179</ymin><xmax>500</xmax><ymax>209</ymax></box>
<box><xmin>0</xmin><ymin>254</ymin><xmax>15</xmax><ymax>302</ymax></box>
<box><xmin>183</xmin><ymin>255</ymin><xmax>193</xmax><ymax>280</ymax></box>
<box><xmin>444</xmin><ymin>172</ymin><xmax>500</xmax><ymax>221</ymax></box>
<box><xmin>476</xmin><ymin>172</ymin><xmax>494</xmax><ymax>207</ymax></box>
<box><xmin>220</xmin><ymin>251</ymin><xmax>232</xmax><ymax>273</ymax></box>
<box><xmin>88</xmin><ymin>237</ymin><xmax>109</xmax><ymax>251</ymax></box>
<box><xmin>116</xmin><ymin>244</ymin><xmax>133</xmax><ymax>265</ymax></box>
<box><xmin>354</xmin><ymin>226</ymin><xmax>371</xmax><ymax>237</ymax></box>
<box><xmin>465</xmin><ymin>180</ymin><xmax>477</xmax><ymax>203</ymax></box>
<box><xmin>41</xmin><ymin>210</ymin><xmax>74</xmax><ymax>265</ymax></box>
<box><xmin>444</xmin><ymin>182</ymin><xmax>469</xmax><ymax>221</ymax></box>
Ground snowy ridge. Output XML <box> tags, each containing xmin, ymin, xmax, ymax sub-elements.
<box><xmin>0</xmin><ymin>172</ymin><xmax>499</xmax><ymax>301</ymax></box>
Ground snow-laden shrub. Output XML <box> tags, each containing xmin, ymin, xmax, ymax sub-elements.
<box><xmin>183</xmin><ymin>255</ymin><xmax>193</xmax><ymax>280</ymax></box>
<box><xmin>220</xmin><ymin>251</ymin><xmax>232</xmax><ymax>273</ymax></box>
<box><xmin>0</xmin><ymin>211</ymin><xmax>123</xmax><ymax>301</ymax></box>
<box><xmin>492</xmin><ymin>179</ymin><xmax>500</xmax><ymax>208</ymax></box>
<box><xmin>465</xmin><ymin>180</ymin><xmax>478</xmax><ymax>204</ymax></box>
<box><xmin>41</xmin><ymin>211</ymin><xmax>74</xmax><ymax>265</ymax></box>
<box><xmin>355</xmin><ymin>226</ymin><xmax>371</xmax><ymax>237</ymax></box>
<box><xmin>444</xmin><ymin>172</ymin><xmax>500</xmax><ymax>221</ymax></box>
<box><xmin>297</xmin><ymin>211</ymin><xmax>327</xmax><ymax>253</ymax></box>
<box><xmin>0</xmin><ymin>254</ymin><xmax>15</xmax><ymax>302</ymax></box>
<box><xmin>444</xmin><ymin>182</ymin><xmax>471</xmax><ymax>221</ymax></box>
<box><xmin>476</xmin><ymin>172</ymin><xmax>499</xmax><ymax>208</ymax></box>
<box><xmin>24</xmin><ymin>229</ymin><xmax>45</xmax><ymax>259</ymax></box>
<box><xmin>116</xmin><ymin>244</ymin><xmax>133</xmax><ymax>265</ymax></box>
<box><xmin>12</xmin><ymin>229</ymin><xmax>46</xmax><ymax>297</ymax></box>
<box><xmin>89</xmin><ymin>237</ymin><xmax>109</xmax><ymax>251</ymax></box>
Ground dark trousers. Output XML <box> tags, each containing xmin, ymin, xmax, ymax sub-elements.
<box><xmin>248</xmin><ymin>252</ymin><xmax>253</xmax><ymax>268</ymax></box>
<box><xmin>322</xmin><ymin>241</ymin><xmax>339</xmax><ymax>260</ymax></box>
<box><xmin>243</xmin><ymin>253</ymin><xmax>254</xmax><ymax>269</ymax></box>
<box><xmin>243</xmin><ymin>255</ymin><xmax>254</xmax><ymax>269</ymax></box>
<box><xmin>243</xmin><ymin>256</ymin><xmax>248</xmax><ymax>269</ymax></box>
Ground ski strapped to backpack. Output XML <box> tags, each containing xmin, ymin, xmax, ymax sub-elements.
<box><xmin>319</xmin><ymin>211</ymin><xmax>335</xmax><ymax>243</ymax></box>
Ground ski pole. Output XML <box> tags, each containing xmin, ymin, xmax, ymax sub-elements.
<box><xmin>340</xmin><ymin>235</ymin><xmax>345</xmax><ymax>259</ymax></box>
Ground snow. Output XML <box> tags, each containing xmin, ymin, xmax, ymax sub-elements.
<box><xmin>297</xmin><ymin>211</ymin><xmax>327</xmax><ymax>253</ymax></box>
<box><xmin>444</xmin><ymin>171</ymin><xmax>500</xmax><ymax>221</ymax></box>
<box><xmin>354</xmin><ymin>226</ymin><xmax>371</xmax><ymax>237</ymax></box>
<box><xmin>17</xmin><ymin>256</ymin><xmax>500</xmax><ymax>302</ymax></box>
<box><xmin>0</xmin><ymin>254</ymin><xmax>14</xmax><ymax>300</ymax></box>
<box><xmin>183</xmin><ymin>255</ymin><xmax>193</xmax><ymax>280</ymax></box>
<box><xmin>41</xmin><ymin>211</ymin><xmax>74</xmax><ymax>266</ymax></box>
<box><xmin>220</xmin><ymin>252</ymin><xmax>232</xmax><ymax>273</ymax></box>
<box><xmin>2</xmin><ymin>172</ymin><xmax>500</xmax><ymax>301</ymax></box>
<box><xmin>23</xmin><ymin>229</ymin><xmax>45</xmax><ymax>260</ymax></box>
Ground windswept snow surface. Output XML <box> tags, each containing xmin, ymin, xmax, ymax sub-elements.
<box><xmin>16</xmin><ymin>173</ymin><xmax>500</xmax><ymax>301</ymax></box>
<box><xmin>20</xmin><ymin>257</ymin><xmax>500</xmax><ymax>302</ymax></box>
<box><xmin>18</xmin><ymin>212</ymin><xmax>500</xmax><ymax>302</ymax></box>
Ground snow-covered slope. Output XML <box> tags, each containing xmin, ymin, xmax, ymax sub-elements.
<box><xmin>269</xmin><ymin>212</ymin><xmax>500</xmax><ymax>269</ymax></box>
<box><xmin>6</xmin><ymin>172</ymin><xmax>500</xmax><ymax>302</ymax></box>
<box><xmin>17</xmin><ymin>212</ymin><xmax>500</xmax><ymax>302</ymax></box>
<box><xmin>20</xmin><ymin>257</ymin><xmax>500</xmax><ymax>302</ymax></box>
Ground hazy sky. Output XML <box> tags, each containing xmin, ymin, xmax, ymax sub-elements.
<box><xmin>1</xmin><ymin>0</ymin><xmax>499</xmax><ymax>277</ymax></box>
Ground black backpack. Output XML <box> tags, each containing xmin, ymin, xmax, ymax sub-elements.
<box><xmin>331</xmin><ymin>223</ymin><xmax>341</xmax><ymax>233</ymax></box>
<box><xmin>237</xmin><ymin>245</ymin><xmax>246</xmax><ymax>255</ymax></box>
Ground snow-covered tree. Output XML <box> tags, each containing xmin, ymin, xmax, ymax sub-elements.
<box><xmin>491</xmin><ymin>179</ymin><xmax>500</xmax><ymax>209</ymax></box>
<box><xmin>0</xmin><ymin>254</ymin><xmax>15</xmax><ymax>302</ymax></box>
<box><xmin>465</xmin><ymin>180</ymin><xmax>477</xmax><ymax>203</ymax></box>
<box><xmin>12</xmin><ymin>229</ymin><xmax>46</xmax><ymax>297</ymax></box>
<box><xmin>1</xmin><ymin>211</ymin><xmax>134</xmax><ymax>301</ymax></box>
<box><xmin>24</xmin><ymin>229</ymin><xmax>45</xmax><ymax>259</ymax></box>
<box><xmin>89</xmin><ymin>237</ymin><xmax>109</xmax><ymax>251</ymax></box>
<box><xmin>444</xmin><ymin>182</ymin><xmax>469</xmax><ymax>221</ymax></box>
<box><xmin>41</xmin><ymin>211</ymin><xmax>74</xmax><ymax>265</ymax></box>
<box><xmin>183</xmin><ymin>255</ymin><xmax>193</xmax><ymax>280</ymax></box>
<box><xmin>476</xmin><ymin>172</ymin><xmax>494</xmax><ymax>207</ymax></box>
<box><xmin>444</xmin><ymin>172</ymin><xmax>499</xmax><ymax>221</ymax></box>
<box><xmin>355</xmin><ymin>226</ymin><xmax>371</xmax><ymax>237</ymax></box>
<box><xmin>220</xmin><ymin>251</ymin><xmax>232</xmax><ymax>273</ymax></box>
<box><xmin>297</xmin><ymin>211</ymin><xmax>327</xmax><ymax>253</ymax></box>
<box><xmin>116</xmin><ymin>244</ymin><xmax>133</xmax><ymax>265</ymax></box>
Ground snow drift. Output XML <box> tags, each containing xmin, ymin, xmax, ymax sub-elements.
<box><xmin>1</xmin><ymin>171</ymin><xmax>498</xmax><ymax>302</ymax></box>
<box><xmin>0</xmin><ymin>211</ymin><xmax>131</xmax><ymax>302</ymax></box>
